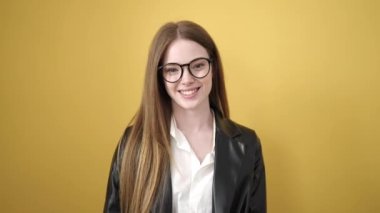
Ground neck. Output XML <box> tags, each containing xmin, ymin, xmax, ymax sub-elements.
<box><xmin>172</xmin><ymin>104</ymin><xmax>213</xmax><ymax>134</ymax></box>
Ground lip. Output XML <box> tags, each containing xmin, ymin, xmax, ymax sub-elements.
<box><xmin>178</xmin><ymin>87</ymin><xmax>201</xmax><ymax>98</ymax></box>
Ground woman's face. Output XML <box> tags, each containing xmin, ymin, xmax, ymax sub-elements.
<box><xmin>162</xmin><ymin>39</ymin><xmax>212</xmax><ymax>112</ymax></box>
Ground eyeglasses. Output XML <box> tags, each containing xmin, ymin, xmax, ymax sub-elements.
<box><xmin>159</xmin><ymin>57</ymin><xmax>212</xmax><ymax>83</ymax></box>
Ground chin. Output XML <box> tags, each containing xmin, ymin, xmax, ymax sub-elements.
<box><xmin>174</xmin><ymin>99</ymin><xmax>209</xmax><ymax>112</ymax></box>
<box><xmin>176</xmin><ymin>103</ymin><xmax>199</xmax><ymax>111</ymax></box>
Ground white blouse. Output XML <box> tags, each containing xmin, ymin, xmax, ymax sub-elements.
<box><xmin>170</xmin><ymin>115</ymin><xmax>216</xmax><ymax>213</ymax></box>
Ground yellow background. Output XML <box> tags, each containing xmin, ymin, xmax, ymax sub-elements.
<box><xmin>1</xmin><ymin>0</ymin><xmax>379</xmax><ymax>212</ymax></box>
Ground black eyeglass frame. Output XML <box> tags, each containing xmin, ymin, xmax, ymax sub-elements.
<box><xmin>159</xmin><ymin>57</ymin><xmax>212</xmax><ymax>83</ymax></box>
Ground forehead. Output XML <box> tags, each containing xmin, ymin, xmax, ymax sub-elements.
<box><xmin>163</xmin><ymin>39</ymin><xmax>209</xmax><ymax>64</ymax></box>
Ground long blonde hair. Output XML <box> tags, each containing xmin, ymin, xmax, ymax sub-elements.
<box><xmin>119</xmin><ymin>20</ymin><xmax>230</xmax><ymax>212</ymax></box>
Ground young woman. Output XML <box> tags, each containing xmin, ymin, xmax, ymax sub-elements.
<box><xmin>104</xmin><ymin>20</ymin><xmax>266</xmax><ymax>213</ymax></box>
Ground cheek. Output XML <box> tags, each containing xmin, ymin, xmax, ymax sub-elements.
<box><xmin>164</xmin><ymin>82</ymin><xmax>176</xmax><ymax>96</ymax></box>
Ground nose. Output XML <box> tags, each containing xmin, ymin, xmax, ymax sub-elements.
<box><xmin>180</xmin><ymin>66</ymin><xmax>195</xmax><ymax>84</ymax></box>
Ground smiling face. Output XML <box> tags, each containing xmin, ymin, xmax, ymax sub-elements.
<box><xmin>162</xmin><ymin>38</ymin><xmax>212</xmax><ymax>113</ymax></box>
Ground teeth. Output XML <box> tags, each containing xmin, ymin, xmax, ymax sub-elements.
<box><xmin>180</xmin><ymin>88</ymin><xmax>198</xmax><ymax>95</ymax></box>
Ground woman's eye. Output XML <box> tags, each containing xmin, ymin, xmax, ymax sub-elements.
<box><xmin>164</xmin><ymin>67</ymin><xmax>179</xmax><ymax>73</ymax></box>
<box><xmin>192</xmin><ymin>63</ymin><xmax>205</xmax><ymax>69</ymax></box>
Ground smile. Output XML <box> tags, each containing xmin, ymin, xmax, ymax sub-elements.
<box><xmin>178</xmin><ymin>87</ymin><xmax>200</xmax><ymax>96</ymax></box>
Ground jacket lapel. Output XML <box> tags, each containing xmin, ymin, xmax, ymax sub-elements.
<box><xmin>212</xmin><ymin>116</ymin><xmax>246</xmax><ymax>213</ymax></box>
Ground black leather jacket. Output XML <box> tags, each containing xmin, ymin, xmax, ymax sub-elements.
<box><xmin>104</xmin><ymin>115</ymin><xmax>266</xmax><ymax>213</ymax></box>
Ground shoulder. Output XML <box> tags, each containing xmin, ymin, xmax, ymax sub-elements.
<box><xmin>217</xmin><ymin>117</ymin><xmax>260</xmax><ymax>144</ymax></box>
<box><xmin>114</xmin><ymin>126</ymin><xmax>133</xmax><ymax>166</ymax></box>
<box><xmin>119</xmin><ymin>126</ymin><xmax>132</xmax><ymax>150</ymax></box>
<box><xmin>217</xmin><ymin>117</ymin><xmax>264</xmax><ymax>157</ymax></box>
<box><xmin>233</xmin><ymin>120</ymin><xmax>262</xmax><ymax>148</ymax></box>
<box><xmin>232</xmin><ymin>120</ymin><xmax>258</xmax><ymax>139</ymax></box>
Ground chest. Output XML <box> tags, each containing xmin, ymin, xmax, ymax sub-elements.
<box><xmin>170</xmin><ymin>140</ymin><xmax>214</xmax><ymax>213</ymax></box>
<box><xmin>183</xmin><ymin>130</ymin><xmax>213</xmax><ymax>162</ymax></box>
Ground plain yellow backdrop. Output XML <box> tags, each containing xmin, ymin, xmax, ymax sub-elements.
<box><xmin>1</xmin><ymin>0</ymin><xmax>379</xmax><ymax>212</ymax></box>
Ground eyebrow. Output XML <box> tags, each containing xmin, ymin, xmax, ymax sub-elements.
<box><xmin>164</xmin><ymin>56</ymin><xmax>210</xmax><ymax>65</ymax></box>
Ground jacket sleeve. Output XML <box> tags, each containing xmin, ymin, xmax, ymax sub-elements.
<box><xmin>250</xmin><ymin>136</ymin><xmax>266</xmax><ymax>213</ymax></box>
<box><xmin>103</xmin><ymin>142</ymin><xmax>122</xmax><ymax>213</ymax></box>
